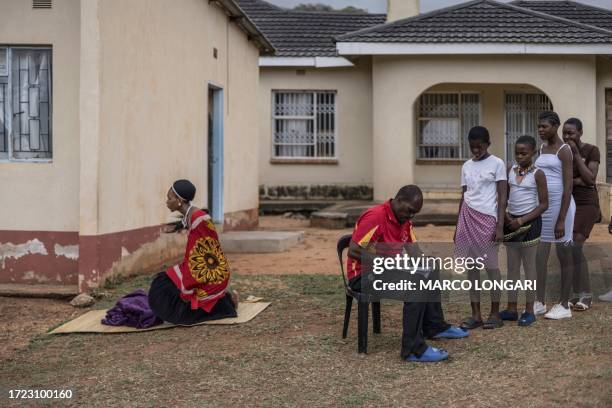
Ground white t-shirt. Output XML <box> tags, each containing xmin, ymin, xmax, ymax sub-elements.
<box><xmin>461</xmin><ymin>155</ymin><xmax>507</xmax><ymax>219</ymax></box>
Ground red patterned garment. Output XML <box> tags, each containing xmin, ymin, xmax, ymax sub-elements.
<box><xmin>166</xmin><ymin>209</ymin><xmax>230</xmax><ymax>312</ymax></box>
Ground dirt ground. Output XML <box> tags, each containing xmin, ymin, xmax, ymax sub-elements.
<box><xmin>230</xmin><ymin>216</ymin><xmax>612</xmax><ymax>276</ymax></box>
<box><xmin>1</xmin><ymin>217</ymin><xmax>611</xmax><ymax>407</ymax></box>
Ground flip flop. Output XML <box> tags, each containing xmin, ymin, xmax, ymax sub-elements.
<box><xmin>483</xmin><ymin>317</ymin><xmax>504</xmax><ymax>329</ymax></box>
<box><xmin>460</xmin><ymin>317</ymin><xmax>483</xmax><ymax>330</ymax></box>
<box><xmin>574</xmin><ymin>300</ymin><xmax>590</xmax><ymax>311</ymax></box>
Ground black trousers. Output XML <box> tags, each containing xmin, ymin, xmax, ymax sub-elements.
<box><xmin>349</xmin><ymin>275</ymin><xmax>449</xmax><ymax>358</ymax></box>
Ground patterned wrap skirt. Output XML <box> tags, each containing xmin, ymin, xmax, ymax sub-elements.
<box><xmin>454</xmin><ymin>204</ymin><xmax>499</xmax><ymax>270</ymax></box>
<box><xmin>148</xmin><ymin>272</ymin><xmax>237</xmax><ymax>326</ymax></box>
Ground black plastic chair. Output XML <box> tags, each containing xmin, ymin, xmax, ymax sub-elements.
<box><xmin>337</xmin><ymin>234</ymin><xmax>381</xmax><ymax>354</ymax></box>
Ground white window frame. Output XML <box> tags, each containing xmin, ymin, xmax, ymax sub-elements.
<box><xmin>0</xmin><ymin>45</ymin><xmax>53</xmax><ymax>163</ymax></box>
<box><xmin>416</xmin><ymin>91</ymin><xmax>481</xmax><ymax>161</ymax></box>
<box><xmin>271</xmin><ymin>90</ymin><xmax>337</xmax><ymax>160</ymax></box>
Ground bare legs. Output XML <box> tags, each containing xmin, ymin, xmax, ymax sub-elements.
<box><xmin>468</xmin><ymin>267</ymin><xmax>501</xmax><ymax>322</ymax></box>
<box><xmin>571</xmin><ymin>233</ymin><xmax>592</xmax><ymax>304</ymax></box>
<box><xmin>536</xmin><ymin>241</ymin><xmax>573</xmax><ymax>308</ymax></box>
<box><xmin>506</xmin><ymin>244</ymin><xmax>537</xmax><ymax>314</ymax></box>
<box><xmin>536</xmin><ymin>242</ymin><xmax>551</xmax><ymax>304</ymax></box>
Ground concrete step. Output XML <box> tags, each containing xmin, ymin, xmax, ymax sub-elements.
<box><xmin>0</xmin><ymin>283</ymin><xmax>78</xmax><ymax>298</ymax></box>
<box><xmin>219</xmin><ymin>231</ymin><xmax>304</xmax><ymax>253</ymax></box>
<box><xmin>310</xmin><ymin>199</ymin><xmax>461</xmax><ymax>229</ymax></box>
<box><xmin>259</xmin><ymin>200</ymin><xmax>335</xmax><ymax>215</ymax></box>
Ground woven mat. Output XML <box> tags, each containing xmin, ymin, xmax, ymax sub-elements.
<box><xmin>49</xmin><ymin>301</ymin><xmax>270</xmax><ymax>334</ymax></box>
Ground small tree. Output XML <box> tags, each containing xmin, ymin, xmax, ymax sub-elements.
<box><xmin>294</xmin><ymin>3</ymin><xmax>335</xmax><ymax>12</ymax></box>
<box><xmin>293</xmin><ymin>3</ymin><xmax>367</xmax><ymax>13</ymax></box>
<box><xmin>339</xmin><ymin>6</ymin><xmax>367</xmax><ymax>13</ymax></box>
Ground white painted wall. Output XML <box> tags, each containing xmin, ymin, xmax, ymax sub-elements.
<box><xmin>93</xmin><ymin>0</ymin><xmax>261</xmax><ymax>234</ymax></box>
<box><xmin>372</xmin><ymin>55</ymin><xmax>598</xmax><ymax>200</ymax></box>
<box><xmin>0</xmin><ymin>0</ymin><xmax>81</xmax><ymax>231</ymax></box>
<box><xmin>259</xmin><ymin>60</ymin><xmax>373</xmax><ymax>188</ymax></box>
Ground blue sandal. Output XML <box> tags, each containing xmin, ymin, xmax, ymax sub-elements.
<box><xmin>432</xmin><ymin>326</ymin><xmax>469</xmax><ymax>339</ymax></box>
<box><xmin>499</xmin><ymin>310</ymin><xmax>518</xmax><ymax>321</ymax></box>
<box><xmin>405</xmin><ymin>346</ymin><xmax>449</xmax><ymax>362</ymax></box>
<box><xmin>518</xmin><ymin>311</ymin><xmax>536</xmax><ymax>326</ymax></box>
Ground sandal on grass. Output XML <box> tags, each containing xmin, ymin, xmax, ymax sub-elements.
<box><xmin>460</xmin><ymin>317</ymin><xmax>483</xmax><ymax>330</ymax></box>
<box><xmin>574</xmin><ymin>298</ymin><xmax>591</xmax><ymax>311</ymax></box>
<box><xmin>483</xmin><ymin>317</ymin><xmax>504</xmax><ymax>329</ymax></box>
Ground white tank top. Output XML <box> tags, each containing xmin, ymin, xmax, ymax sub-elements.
<box><xmin>507</xmin><ymin>164</ymin><xmax>540</xmax><ymax>215</ymax></box>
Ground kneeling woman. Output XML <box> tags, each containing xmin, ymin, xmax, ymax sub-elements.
<box><xmin>148</xmin><ymin>179</ymin><xmax>238</xmax><ymax>325</ymax></box>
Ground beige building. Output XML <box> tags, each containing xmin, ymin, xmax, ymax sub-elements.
<box><xmin>241</xmin><ymin>0</ymin><xmax>612</xmax><ymax>219</ymax></box>
<box><xmin>0</xmin><ymin>0</ymin><xmax>273</xmax><ymax>291</ymax></box>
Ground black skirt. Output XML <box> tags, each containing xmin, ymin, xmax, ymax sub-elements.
<box><xmin>148</xmin><ymin>272</ymin><xmax>237</xmax><ymax>326</ymax></box>
<box><xmin>503</xmin><ymin>214</ymin><xmax>542</xmax><ymax>247</ymax></box>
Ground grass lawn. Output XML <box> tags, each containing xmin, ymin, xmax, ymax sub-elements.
<box><xmin>1</xmin><ymin>273</ymin><xmax>611</xmax><ymax>407</ymax></box>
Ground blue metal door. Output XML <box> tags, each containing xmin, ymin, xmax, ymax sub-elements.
<box><xmin>208</xmin><ymin>85</ymin><xmax>224</xmax><ymax>225</ymax></box>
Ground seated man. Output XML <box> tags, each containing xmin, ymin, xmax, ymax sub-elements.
<box><xmin>347</xmin><ymin>185</ymin><xmax>467</xmax><ymax>362</ymax></box>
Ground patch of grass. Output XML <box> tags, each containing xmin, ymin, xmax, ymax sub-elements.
<box><xmin>24</xmin><ymin>334</ymin><xmax>53</xmax><ymax>353</ymax></box>
<box><xmin>1</xmin><ymin>273</ymin><xmax>610</xmax><ymax>407</ymax></box>
<box><xmin>338</xmin><ymin>391</ymin><xmax>379</xmax><ymax>407</ymax></box>
<box><xmin>283</xmin><ymin>274</ymin><xmax>343</xmax><ymax>297</ymax></box>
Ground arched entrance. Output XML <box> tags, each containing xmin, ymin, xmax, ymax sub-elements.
<box><xmin>412</xmin><ymin>83</ymin><xmax>554</xmax><ymax>188</ymax></box>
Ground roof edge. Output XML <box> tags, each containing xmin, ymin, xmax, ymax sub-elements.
<box><xmin>336</xmin><ymin>0</ymin><xmax>486</xmax><ymax>41</ymax></box>
<box><xmin>259</xmin><ymin>56</ymin><xmax>355</xmax><ymax>67</ymax></box>
<box><xmin>212</xmin><ymin>0</ymin><xmax>276</xmax><ymax>54</ymax></box>
<box><xmin>511</xmin><ymin>0</ymin><xmax>612</xmax><ymax>17</ymax></box>
<box><xmin>337</xmin><ymin>41</ymin><xmax>612</xmax><ymax>55</ymax></box>
<box><xmin>335</xmin><ymin>0</ymin><xmax>612</xmax><ymax>43</ymax></box>
<box><xmin>496</xmin><ymin>0</ymin><xmax>612</xmax><ymax>36</ymax></box>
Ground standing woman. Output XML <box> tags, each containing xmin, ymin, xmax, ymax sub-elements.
<box><xmin>563</xmin><ymin>118</ymin><xmax>600</xmax><ymax>311</ymax></box>
<box><xmin>500</xmin><ymin>135</ymin><xmax>548</xmax><ymax>326</ymax></box>
<box><xmin>456</xmin><ymin>126</ymin><xmax>507</xmax><ymax>330</ymax></box>
<box><xmin>148</xmin><ymin>179</ymin><xmax>238</xmax><ymax>325</ymax></box>
<box><xmin>534</xmin><ymin>112</ymin><xmax>576</xmax><ymax>320</ymax></box>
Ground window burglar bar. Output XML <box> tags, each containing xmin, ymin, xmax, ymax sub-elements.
<box><xmin>0</xmin><ymin>83</ymin><xmax>6</xmax><ymax>155</ymax></box>
<box><xmin>0</xmin><ymin>46</ymin><xmax>52</xmax><ymax>161</ymax></box>
<box><xmin>417</xmin><ymin>93</ymin><xmax>480</xmax><ymax>160</ymax></box>
<box><xmin>505</xmin><ymin>93</ymin><xmax>553</xmax><ymax>163</ymax></box>
<box><xmin>273</xmin><ymin>91</ymin><xmax>336</xmax><ymax>159</ymax></box>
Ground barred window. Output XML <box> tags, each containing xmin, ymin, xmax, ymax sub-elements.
<box><xmin>272</xmin><ymin>91</ymin><xmax>336</xmax><ymax>159</ymax></box>
<box><xmin>0</xmin><ymin>47</ymin><xmax>52</xmax><ymax>161</ymax></box>
<box><xmin>505</xmin><ymin>93</ymin><xmax>553</xmax><ymax>163</ymax></box>
<box><xmin>417</xmin><ymin>93</ymin><xmax>479</xmax><ymax>160</ymax></box>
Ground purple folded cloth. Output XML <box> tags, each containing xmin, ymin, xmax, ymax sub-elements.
<box><xmin>101</xmin><ymin>289</ymin><xmax>163</xmax><ymax>329</ymax></box>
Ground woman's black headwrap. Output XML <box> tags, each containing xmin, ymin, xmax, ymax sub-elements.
<box><xmin>172</xmin><ymin>179</ymin><xmax>196</xmax><ymax>202</ymax></box>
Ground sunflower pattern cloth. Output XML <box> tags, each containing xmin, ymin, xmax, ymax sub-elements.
<box><xmin>166</xmin><ymin>209</ymin><xmax>230</xmax><ymax>312</ymax></box>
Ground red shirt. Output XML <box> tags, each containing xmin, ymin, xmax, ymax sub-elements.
<box><xmin>347</xmin><ymin>200</ymin><xmax>417</xmax><ymax>280</ymax></box>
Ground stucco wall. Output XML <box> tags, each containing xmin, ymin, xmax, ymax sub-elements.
<box><xmin>259</xmin><ymin>60</ymin><xmax>373</xmax><ymax>191</ymax></box>
<box><xmin>595</xmin><ymin>56</ymin><xmax>612</xmax><ymax>220</ymax></box>
<box><xmin>0</xmin><ymin>0</ymin><xmax>81</xmax><ymax>231</ymax></box>
<box><xmin>372</xmin><ymin>55</ymin><xmax>598</xmax><ymax>200</ymax></box>
<box><xmin>414</xmin><ymin>83</ymin><xmax>547</xmax><ymax>188</ymax></box>
<box><xmin>94</xmin><ymin>0</ymin><xmax>260</xmax><ymax>235</ymax></box>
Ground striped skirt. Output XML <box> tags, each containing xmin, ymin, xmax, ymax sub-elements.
<box><xmin>454</xmin><ymin>204</ymin><xmax>499</xmax><ymax>270</ymax></box>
